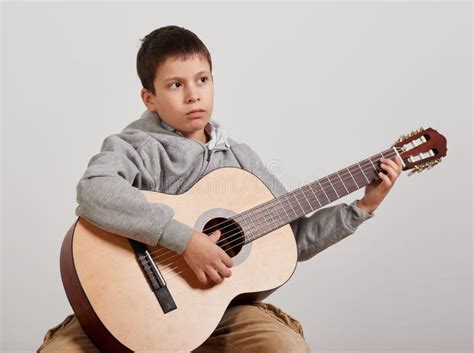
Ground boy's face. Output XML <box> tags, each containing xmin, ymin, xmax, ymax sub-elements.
<box><xmin>141</xmin><ymin>54</ymin><xmax>214</xmax><ymax>141</ymax></box>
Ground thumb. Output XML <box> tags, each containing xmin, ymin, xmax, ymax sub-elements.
<box><xmin>209</xmin><ymin>229</ymin><xmax>221</xmax><ymax>243</ymax></box>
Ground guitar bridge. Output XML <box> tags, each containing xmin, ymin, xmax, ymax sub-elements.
<box><xmin>129</xmin><ymin>240</ymin><xmax>177</xmax><ymax>314</ymax></box>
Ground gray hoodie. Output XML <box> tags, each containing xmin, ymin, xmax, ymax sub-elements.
<box><xmin>75</xmin><ymin>110</ymin><xmax>374</xmax><ymax>261</ymax></box>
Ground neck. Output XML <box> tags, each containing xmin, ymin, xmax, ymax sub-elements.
<box><xmin>232</xmin><ymin>147</ymin><xmax>399</xmax><ymax>243</ymax></box>
<box><xmin>181</xmin><ymin>129</ymin><xmax>207</xmax><ymax>144</ymax></box>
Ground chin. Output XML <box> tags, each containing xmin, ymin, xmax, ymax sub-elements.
<box><xmin>188</xmin><ymin>117</ymin><xmax>208</xmax><ymax>127</ymax></box>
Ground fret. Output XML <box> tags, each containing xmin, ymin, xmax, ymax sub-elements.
<box><xmin>381</xmin><ymin>150</ymin><xmax>399</xmax><ymax>164</ymax></box>
<box><xmin>368</xmin><ymin>157</ymin><xmax>378</xmax><ymax>173</ymax></box>
<box><xmin>269</xmin><ymin>200</ymin><xmax>284</xmax><ymax>228</ymax></box>
<box><xmin>236</xmin><ymin>216</ymin><xmax>248</xmax><ymax>242</ymax></box>
<box><xmin>367</xmin><ymin>156</ymin><xmax>379</xmax><ymax>183</ymax></box>
<box><xmin>354</xmin><ymin>164</ymin><xmax>369</xmax><ymax>187</ymax></box>
<box><xmin>238</xmin><ymin>148</ymin><xmax>392</xmax><ymax>243</ymax></box>
<box><xmin>249</xmin><ymin>209</ymin><xmax>262</xmax><ymax>241</ymax></box>
<box><xmin>261</xmin><ymin>206</ymin><xmax>276</xmax><ymax>236</ymax></box>
<box><xmin>333</xmin><ymin>173</ymin><xmax>349</xmax><ymax>197</ymax></box>
<box><xmin>326</xmin><ymin>175</ymin><xmax>340</xmax><ymax>198</ymax></box>
<box><xmin>284</xmin><ymin>193</ymin><xmax>299</xmax><ymax>220</ymax></box>
<box><xmin>242</xmin><ymin>208</ymin><xmax>258</xmax><ymax>242</ymax></box>
<box><xmin>278</xmin><ymin>195</ymin><xmax>291</xmax><ymax>225</ymax></box>
<box><xmin>261</xmin><ymin>205</ymin><xmax>278</xmax><ymax>239</ymax></box>
<box><xmin>347</xmin><ymin>167</ymin><xmax>360</xmax><ymax>188</ymax></box>
<box><xmin>377</xmin><ymin>152</ymin><xmax>387</xmax><ymax>181</ymax></box>
<box><xmin>321</xmin><ymin>178</ymin><xmax>337</xmax><ymax>201</ymax></box>
<box><xmin>340</xmin><ymin>169</ymin><xmax>358</xmax><ymax>192</ymax></box>
<box><xmin>380</xmin><ymin>151</ymin><xmax>393</xmax><ymax>164</ymax></box>
<box><xmin>336</xmin><ymin>171</ymin><xmax>350</xmax><ymax>194</ymax></box>
<box><xmin>300</xmin><ymin>186</ymin><xmax>314</xmax><ymax>213</ymax></box>
<box><xmin>357</xmin><ymin>162</ymin><xmax>370</xmax><ymax>184</ymax></box>
<box><xmin>308</xmin><ymin>183</ymin><xmax>322</xmax><ymax>208</ymax></box>
<box><xmin>250</xmin><ymin>209</ymin><xmax>263</xmax><ymax>242</ymax></box>
<box><xmin>291</xmin><ymin>192</ymin><xmax>306</xmax><ymax>215</ymax></box>
<box><xmin>256</xmin><ymin>206</ymin><xmax>273</xmax><ymax>240</ymax></box>
<box><xmin>317</xmin><ymin>180</ymin><xmax>331</xmax><ymax>203</ymax></box>
<box><xmin>273</xmin><ymin>197</ymin><xmax>286</xmax><ymax>225</ymax></box>
<box><xmin>391</xmin><ymin>146</ymin><xmax>404</xmax><ymax>167</ymax></box>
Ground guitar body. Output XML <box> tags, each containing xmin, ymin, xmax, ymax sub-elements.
<box><xmin>61</xmin><ymin>127</ymin><xmax>447</xmax><ymax>352</ymax></box>
<box><xmin>61</xmin><ymin>167</ymin><xmax>298</xmax><ymax>352</ymax></box>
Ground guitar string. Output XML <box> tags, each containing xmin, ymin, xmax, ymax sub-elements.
<box><xmin>143</xmin><ymin>148</ymin><xmax>399</xmax><ymax>273</ymax></box>
<box><xmin>160</xmin><ymin>154</ymin><xmax>398</xmax><ymax>284</ymax></box>
<box><xmin>142</xmin><ymin>149</ymin><xmax>400</xmax><ymax>281</ymax></box>
<box><xmin>146</xmin><ymin>147</ymin><xmax>399</xmax><ymax>261</ymax></box>
<box><xmin>140</xmin><ymin>149</ymin><xmax>400</xmax><ymax>277</ymax></box>
<box><xmin>145</xmin><ymin>148</ymin><xmax>399</xmax><ymax>263</ymax></box>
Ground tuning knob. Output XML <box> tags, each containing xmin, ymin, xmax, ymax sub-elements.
<box><xmin>396</xmin><ymin>127</ymin><xmax>424</xmax><ymax>144</ymax></box>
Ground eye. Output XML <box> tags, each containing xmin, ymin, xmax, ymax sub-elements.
<box><xmin>169</xmin><ymin>82</ymin><xmax>181</xmax><ymax>89</ymax></box>
<box><xmin>168</xmin><ymin>76</ymin><xmax>209</xmax><ymax>89</ymax></box>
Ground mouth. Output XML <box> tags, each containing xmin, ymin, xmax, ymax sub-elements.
<box><xmin>186</xmin><ymin>109</ymin><xmax>206</xmax><ymax>118</ymax></box>
<box><xmin>186</xmin><ymin>109</ymin><xmax>206</xmax><ymax>115</ymax></box>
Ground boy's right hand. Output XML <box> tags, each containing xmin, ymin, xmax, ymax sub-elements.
<box><xmin>182</xmin><ymin>229</ymin><xmax>233</xmax><ymax>285</ymax></box>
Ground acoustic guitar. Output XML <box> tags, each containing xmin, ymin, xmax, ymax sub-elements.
<box><xmin>60</xmin><ymin>127</ymin><xmax>447</xmax><ymax>352</ymax></box>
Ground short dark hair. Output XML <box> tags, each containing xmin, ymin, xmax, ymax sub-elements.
<box><xmin>137</xmin><ymin>25</ymin><xmax>213</xmax><ymax>95</ymax></box>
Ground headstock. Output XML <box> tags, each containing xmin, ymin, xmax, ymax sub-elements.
<box><xmin>393</xmin><ymin>127</ymin><xmax>447</xmax><ymax>176</ymax></box>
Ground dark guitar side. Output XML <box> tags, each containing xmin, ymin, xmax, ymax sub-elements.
<box><xmin>60</xmin><ymin>220</ymin><xmax>132</xmax><ymax>353</ymax></box>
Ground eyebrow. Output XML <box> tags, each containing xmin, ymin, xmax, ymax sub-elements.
<box><xmin>163</xmin><ymin>70</ymin><xmax>210</xmax><ymax>82</ymax></box>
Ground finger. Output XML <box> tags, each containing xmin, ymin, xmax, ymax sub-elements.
<box><xmin>382</xmin><ymin>158</ymin><xmax>400</xmax><ymax>173</ymax></box>
<box><xmin>195</xmin><ymin>270</ymin><xmax>208</xmax><ymax>285</ymax></box>
<box><xmin>221</xmin><ymin>253</ymin><xmax>233</xmax><ymax>268</ymax></box>
<box><xmin>206</xmin><ymin>267</ymin><xmax>222</xmax><ymax>284</ymax></box>
<box><xmin>380</xmin><ymin>163</ymin><xmax>398</xmax><ymax>182</ymax></box>
<box><xmin>217</xmin><ymin>262</ymin><xmax>232</xmax><ymax>278</ymax></box>
<box><xmin>378</xmin><ymin>171</ymin><xmax>392</xmax><ymax>188</ymax></box>
<box><xmin>209</xmin><ymin>229</ymin><xmax>221</xmax><ymax>243</ymax></box>
<box><xmin>386</xmin><ymin>157</ymin><xmax>403</xmax><ymax>174</ymax></box>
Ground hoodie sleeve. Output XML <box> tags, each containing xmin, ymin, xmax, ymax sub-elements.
<box><xmin>235</xmin><ymin>143</ymin><xmax>375</xmax><ymax>262</ymax></box>
<box><xmin>289</xmin><ymin>199</ymin><xmax>374</xmax><ymax>261</ymax></box>
<box><xmin>74</xmin><ymin>132</ymin><xmax>194</xmax><ymax>254</ymax></box>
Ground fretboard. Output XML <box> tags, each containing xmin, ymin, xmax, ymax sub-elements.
<box><xmin>233</xmin><ymin>147</ymin><xmax>398</xmax><ymax>243</ymax></box>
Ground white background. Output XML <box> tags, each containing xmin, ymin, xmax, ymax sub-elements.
<box><xmin>2</xmin><ymin>1</ymin><xmax>472</xmax><ymax>352</ymax></box>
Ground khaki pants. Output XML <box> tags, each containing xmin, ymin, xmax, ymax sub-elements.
<box><xmin>37</xmin><ymin>302</ymin><xmax>310</xmax><ymax>353</ymax></box>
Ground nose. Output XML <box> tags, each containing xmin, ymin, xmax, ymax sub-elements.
<box><xmin>185</xmin><ymin>86</ymin><xmax>200</xmax><ymax>103</ymax></box>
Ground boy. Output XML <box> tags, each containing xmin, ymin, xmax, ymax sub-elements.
<box><xmin>37</xmin><ymin>25</ymin><xmax>402</xmax><ymax>352</ymax></box>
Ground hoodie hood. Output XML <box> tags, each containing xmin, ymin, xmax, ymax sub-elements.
<box><xmin>123</xmin><ymin>110</ymin><xmax>231</xmax><ymax>151</ymax></box>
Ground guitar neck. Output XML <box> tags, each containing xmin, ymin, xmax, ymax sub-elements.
<box><xmin>233</xmin><ymin>147</ymin><xmax>399</xmax><ymax>243</ymax></box>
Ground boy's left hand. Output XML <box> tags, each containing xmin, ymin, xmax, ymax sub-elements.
<box><xmin>356</xmin><ymin>156</ymin><xmax>404</xmax><ymax>214</ymax></box>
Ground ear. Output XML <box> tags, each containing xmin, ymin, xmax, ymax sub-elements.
<box><xmin>140</xmin><ymin>88</ymin><xmax>156</xmax><ymax>112</ymax></box>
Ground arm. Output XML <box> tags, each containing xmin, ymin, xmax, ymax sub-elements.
<box><xmin>76</xmin><ymin>132</ymin><xmax>235</xmax><ymax>284</ymax></box>
<box><xmin>234</xmin><ymin>143</ymin><xmax>375</xmax><ymax>261</ymax></box>
<box><xmin>74</xmin><ymin>132</ymin><xmax>194</xmax><ymax>254</ymax></box>
<box><xmin>289</xmin><ymin>200</ymin><xmax>374</xmax><ymax>261</ymax></box>
<box><xmin>292</xmin><ymin>156</ymin><xmax>404</xmax><ymax>260</ymax></box>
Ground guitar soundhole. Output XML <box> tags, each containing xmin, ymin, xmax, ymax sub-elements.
<box><xmin>203</xmin><ymin>217</ymin><xmax>244</xmax><ymax>258</ymax></box>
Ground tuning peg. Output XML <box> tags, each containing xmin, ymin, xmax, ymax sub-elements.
<box><xmin>396</xmin><ymin>127</ymin><xmax>426</xmax><ymax>144</ymax></box>
<box><xmin>419</xmin><ymin>164</ymin><xmax>429</xmax><ymax>172</ymax></box>
<box><xmin>397</xmin><ymin>135</ymin><xmax>406</xmax><ymax>143</ymax></box>
<box><xmin>408</xmin><ymin>158</ymin><xmax>443</xmax><ymax>176</ymax></box>
<box><xmin>408</xmin><ymin>164</ymin><xmax>424</xmax><ymax>176</ymax></box>
<box><xmin>425</xmin><ymin>162</ymin><xmax>436</xmax><ymax>171</ymax></box>
<box><xmin>408</xmin><ymin>127</ymin><xmax>426</xmax><ymax>137</ymax></box>
<box><xmin>408</xmin><ymin>168</ymin><xmax>418</xmax><ymax>176</ymax></box>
